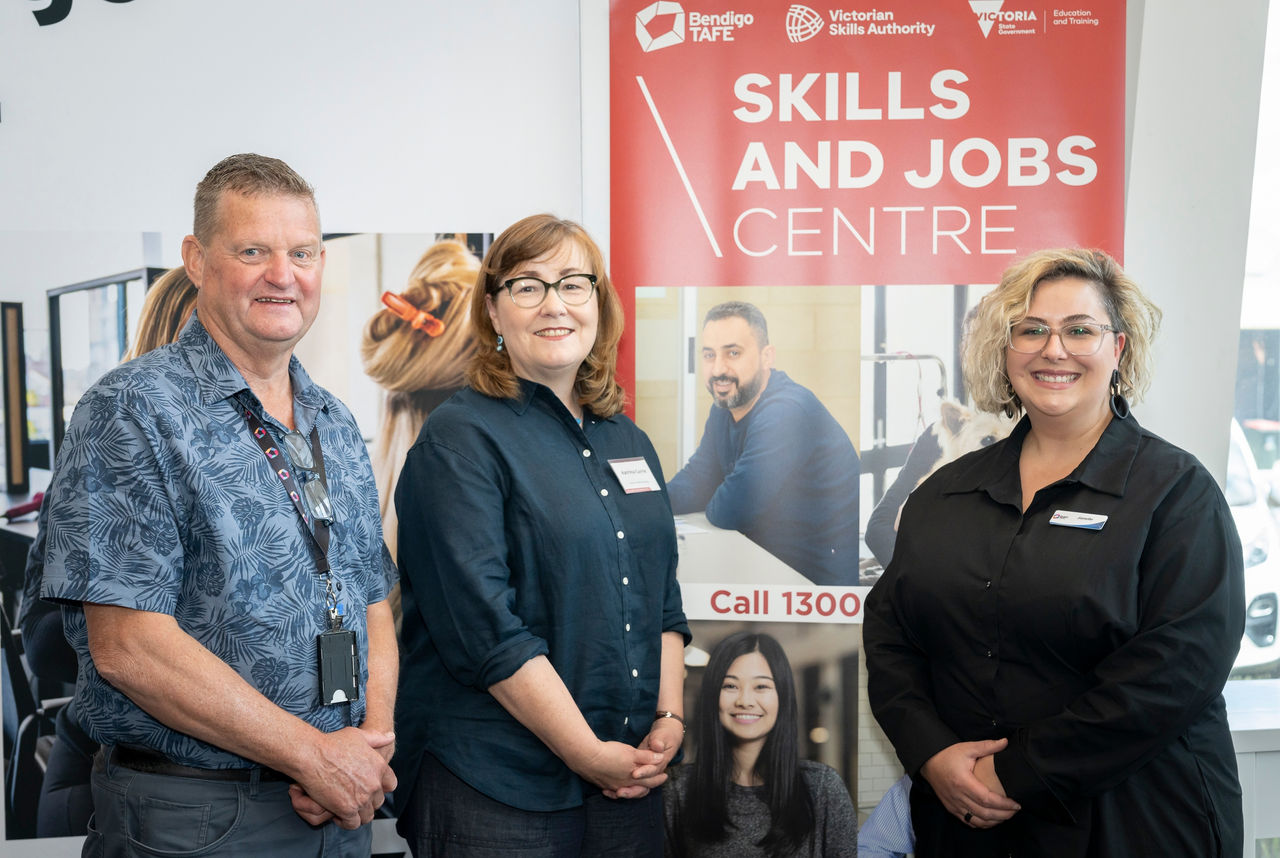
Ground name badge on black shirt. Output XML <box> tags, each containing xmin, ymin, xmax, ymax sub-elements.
<box><xmin>1049</xmin><ymin>510</ymin><xmax>1108</xmax><ymax>530</ymax></box>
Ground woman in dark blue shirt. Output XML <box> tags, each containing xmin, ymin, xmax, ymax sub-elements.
<box><xmin>393</xmin><ymin>214</ymin><xmax>691</xmax><ymax>857</ymax></box>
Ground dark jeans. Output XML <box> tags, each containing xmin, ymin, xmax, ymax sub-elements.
<box><xmin>85</xmin><ymin>746</ymin><xmax>372</xmax><ymax>857</ymax></box>
<box><xmin>398</xmin><ymin>751</ymin><xmax>664</xmax><ymax>858</ymax></box>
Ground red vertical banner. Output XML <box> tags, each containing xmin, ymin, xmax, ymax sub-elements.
<box><xmin>609</xmin><ymin>2</ymin><xmax>1127</xmax><ymax>814</ymax></box>
<box><xmin>610</xmin><ymin>1</ymin><xmax>1125</xmax><ymax>293</ymax></box>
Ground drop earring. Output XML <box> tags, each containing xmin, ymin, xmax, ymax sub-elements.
<box><xmin>1109</xmin><ymin>368</ymin><xmax>1130</xmax><ymax>420</ymax></box>
<box><xmin>496</xmin><ymin>334</ymin><xmax>504</xmax><ymax>353</ymax></box>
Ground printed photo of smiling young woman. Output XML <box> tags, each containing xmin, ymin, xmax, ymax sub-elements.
<box><xmin>663</xmin><ymin>621</ymin><xmax>859</xmax><ymax>857</ymax></box>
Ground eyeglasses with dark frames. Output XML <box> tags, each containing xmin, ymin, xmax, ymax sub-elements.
<box><xmin>500</xmin><ymin>274</ymin><xmax>597</xmax><ymax>309</ymax></box>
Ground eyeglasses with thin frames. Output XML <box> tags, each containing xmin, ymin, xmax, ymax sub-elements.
<box><xmin>499</xmin><ymin>274</ymin><xmax>597</xmax><ymax>309</ymax></box>
<box><xmin>282</xmin><ymin>431</ymin><xmax>336</xmax><ymax>525</ymax></box>
<box><xmin>1007</xmin><ymin>321</ymin><xmax>1120</xmax><ymax>356</ymax></box>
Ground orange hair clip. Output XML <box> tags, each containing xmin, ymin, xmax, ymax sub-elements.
<box><xmin>381</xmin><ymin>291</ymin><xmax>445</xmax><ymax>337</ymax></box>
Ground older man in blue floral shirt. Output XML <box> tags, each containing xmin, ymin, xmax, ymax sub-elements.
<box><xmin>41</xmin><ymin>154</ymin><xmax>398</xmax><ymax>857</ymax></box>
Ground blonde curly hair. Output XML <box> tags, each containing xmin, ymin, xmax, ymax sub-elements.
<box><xmin>963</xmin><ymin>248</ymin><xmax>1162</xmax><ymax>417</ymax></box>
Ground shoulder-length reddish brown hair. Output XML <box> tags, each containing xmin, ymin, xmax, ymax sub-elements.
<box><xmin>466</xmin><ymin>214</ymin><xmax>627</xmax><ymax>417</ymax></box>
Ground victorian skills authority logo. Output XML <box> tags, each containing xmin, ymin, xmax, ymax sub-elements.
<box><xmin>636</xmin><ymin>1</ymin><xmax>686</xmax><ymax>52</ymax></box>
<box><xmin>786</xmin><ymin>5</ymin><xmax>824</xmax><ymax>43</ymax></box>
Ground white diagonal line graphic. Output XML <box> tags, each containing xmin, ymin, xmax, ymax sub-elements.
<box><xmin>635</xmin><ymin>75</ymin><xmax>723</xmax><ymax>257</ymax></box>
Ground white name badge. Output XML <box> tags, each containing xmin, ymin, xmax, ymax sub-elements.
<box><xmin>1049</xmin><ymin>510</ymin><xmax>1108</xmax><ymax>530</ymax></box>
<box><xmin>608</xmin><ymin>457</ymin><xmax>661</xmax><ymax>494</ymax></box>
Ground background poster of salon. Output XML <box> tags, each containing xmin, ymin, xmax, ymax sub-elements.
<box><xmin>609</xmin><ymin>0</ymin><xmax>1125</xmax><ymax>823</ymax></box>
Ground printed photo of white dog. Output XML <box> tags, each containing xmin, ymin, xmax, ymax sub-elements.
<box><xmin>863</xmin><ymin>400</ymin><xmax>1016</xmax><ymax>571</ymax></box>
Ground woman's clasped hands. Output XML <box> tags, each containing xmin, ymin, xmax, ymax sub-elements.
<box><xmin>920</xmin><ymin>738</ymin><xmax>1021</xmax><ymax>829</ymax></box>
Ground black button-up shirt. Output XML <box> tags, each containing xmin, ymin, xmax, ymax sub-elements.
<box><xmin>393</xmin><ymin>381</ymin><xmax>689</xmax><ymax>811</ymax></box>
<box><xmin>865</xmin><ymin>414</ymin><xmax>1244</xmax><ymax>856</ymax></box>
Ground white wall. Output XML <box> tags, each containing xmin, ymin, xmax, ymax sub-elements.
<box><xmin>1125</xmin><ymin>0</ymin><xmax>1270</xmax><ymax>474</ymax></box>
<box><xmin>0</xmin><ymin>0</ymin><xmax>585</xmax><ymax>235</ymax></box>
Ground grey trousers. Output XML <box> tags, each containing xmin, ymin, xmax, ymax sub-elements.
<box><xmin>84</xmin><ymin>748</ymin><xmax>373</xmax><ymax>857</ymax></box>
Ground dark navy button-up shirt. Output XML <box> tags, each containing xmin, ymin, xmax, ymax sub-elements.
<box><xmin>393</xmin><ymin>381</ymin><xmax>689</xmax><ymax>811</ymax></box>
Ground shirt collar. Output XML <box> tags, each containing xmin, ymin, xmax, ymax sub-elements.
<box><xmin>503</xmin><ymin>378</ymin><xmax>604</xmax><ymax>430</ymax></box>
<box><xmin>1070</xmin><ymin>413</ymin><xmax>1143</xmax><ymax>496</ymax></box>
<box><xmin>945</xmin><ymin>412</ymin><xmax>1143</xmax><ymax>503</ymax></box>
<box><xmin>502</xmin><ymin>378</ymin><xmax>540</xmax><ymax>416</ymax></box>
<box><xmin>177</xmin><ymin>313</ymin><xmax>330</xmax><ymax>415</ymax></box>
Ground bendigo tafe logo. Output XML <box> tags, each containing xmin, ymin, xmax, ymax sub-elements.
<box><xmin>968</xmin><ymin>0</ymin><xmax>1037</xmax><ymax>38</ymax></box>
<box><xmin>635</xmin><ymin>1</ymin><xmax>686</xmax><ymax>52</ymax></box>
<box><xmin>32</xmin><ymin>0</ymin><xmax>135</xmax><ymax>27</ymax></box>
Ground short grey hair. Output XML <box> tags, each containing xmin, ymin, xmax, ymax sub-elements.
<box><xmin>193</xmin><ymin>153</ymin><xmax>317</xmax><ymax>243</ymax></box>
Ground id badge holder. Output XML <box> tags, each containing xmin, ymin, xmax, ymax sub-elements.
<box><xmin>317</xmin><ymin>605</ymin><xmax>359</xmax><ymax>705</ymax></box>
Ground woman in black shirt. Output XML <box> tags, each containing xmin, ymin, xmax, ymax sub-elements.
<box><xmin>865</xmin><ymin>248</ymin><xmax>1244</xmax><ymax>857</ymax></box>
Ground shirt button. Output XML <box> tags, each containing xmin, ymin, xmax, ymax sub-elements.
<box><xmin>583</xmin><ymin>449</ymin><xmax>591</xmax><ymax>457</ymax></box>
<box><xmin>631</xmin><ymin>669</ymin><xmax>639</xmax><ymax>678</ymax></box>
<box><xmin>617</xmin><ymin>531</ymin><xmax>625</xmax><ymax>539</ymax></box>
<box><xmin>986</xmin><ymin>650</ymin><xmax>993</xmax><ymax>658</ymax></box>
<box><xmin>600</xmin><ymin>488</ymin><xmax>609</xmax><ymax>497</ymax></box>
<box><xmin>624</xmin><ymin>716</ymin><xmax>629</xmax><ymax>725</ymax></box>
<box><xmin>625</xmin><ymin>623</ymin><xmax>631</xmax><ymax>632</ymax></box>
<box><xmin>622</xmin><ymin>577</ymin><xmax>629</xmax><ymax>586</ymax></box>
<box><xmin>991</xmin><ymin>719</ymin><xmax>998</xmax><ymax>727</ymax></box>
<box><xmin>984</xmin><ymin>580</ymin><xmax>992</xmax><ymax>589</ymax></box>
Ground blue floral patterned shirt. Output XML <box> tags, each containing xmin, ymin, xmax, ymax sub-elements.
<box><xmin>41</xmin><ymin>314</ymin><xmax>395</xmax><ymax>769</ymax></box>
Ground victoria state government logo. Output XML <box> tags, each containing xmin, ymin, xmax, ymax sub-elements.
<box><xmin>786</xmin><ymin>5</ymin><xmax>825</xmax><ymax>42</ymax></box>
<box><xmin>968</xmin><ymin>0</ymin><xmax>1038</xmax><ymax>37</ymax></box>
<box><xmin>636</xmin><ymin>1</ymin><xmax>686</xmax><ymax>52</ymax></box>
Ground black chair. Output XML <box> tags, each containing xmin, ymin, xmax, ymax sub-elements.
<box><xmin>2</xmin><ymin>605</ymin><xmax>67</xmax><ymax>840</ymax></box>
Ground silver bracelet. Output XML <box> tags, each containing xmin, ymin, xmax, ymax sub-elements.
<box><xmin>654</xmin><ymin>710</ymin><xmax>685</xmax><ymax>732</ymax></box>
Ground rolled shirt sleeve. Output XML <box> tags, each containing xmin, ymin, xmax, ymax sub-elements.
<box><xmin>395</xmin><ymin>428</ymin><xmax>550</xmax><ymax>690</ymax></box>
<box><xmin>393</xmin><ymin>382</ymin><xmax>688</xmax><ymax>811</ymax></box>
